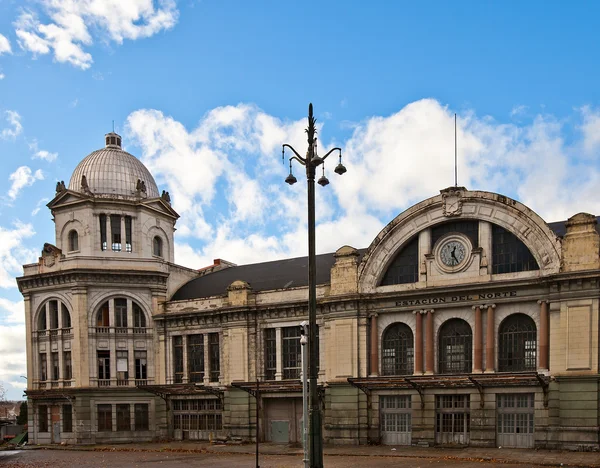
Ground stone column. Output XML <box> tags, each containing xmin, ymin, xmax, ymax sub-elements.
<box><xmin>414</xmin><ymin>310</ymin><xmax>424</xmax><ymax>375</ymax></box>
<box><xmin>275</xmin><ymin>327</ymin><xmax>283</xmax><ymax>380</ymax></box>
<box><xmin>485</xmin><ymin>304</ymin><xmax>496</xmax><ymax>372</ymax></box>
<box><xmin>425</xmin><ymin>309</ymin><xmax>435</xmax><ymax>374</ymax></box>
<box><xmin>182</xmin><ymin>335</ymin><xmax>189</xmax><ymax>383</ymax></box>
<box><xmin>538</xmin><ymin>300</ymin><xmax>549</xmax><ymax>371</ymax></box>
<box><xmin>120</xmin><ymin>216</ymin><xmax>126</xmax><ymax>252</ymax></box>
<box><xmin>369</xmin><ymin>314</ymin><xmax>379</xmax><ymax>376</ymax></box>
<box><xmin>203</xmin><ymin>334</ymin><xmax>211</xmax><ymax>384</ymax></box>
<box><xmin>473</xmin><ymin>305</ymin><xmax>484</xmax><ymax>373</ymax></box>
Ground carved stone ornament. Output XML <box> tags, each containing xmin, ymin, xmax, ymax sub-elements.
<box><xmin>441</xmin><ymin>187</ymin><xmax>465</xmax><ymax>217</ymax></box>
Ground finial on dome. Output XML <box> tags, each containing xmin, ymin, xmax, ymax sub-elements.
<box><xmin>105</xmin><ymin>132</ymin><xmax>122</xmax><ymax>149</ymax></box>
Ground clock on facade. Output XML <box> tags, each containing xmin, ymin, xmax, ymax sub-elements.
<box><xmin>439</xmin><ymin>239</ymin><xmax>467</xmax><ymax>267</ymax></box>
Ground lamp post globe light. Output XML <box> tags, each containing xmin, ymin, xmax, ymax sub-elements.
<box><xmin>282</xmin><ymin>103</ymin><xmax>346</xmax><ymax>468</ymax></box>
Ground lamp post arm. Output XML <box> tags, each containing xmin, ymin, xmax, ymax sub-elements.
<box><xmin>289</xmin><ymin>155</ymin><xmax>306</xmax><ymax>167</ymax></box>
<box><xmin>282</xmin><ymin>144</ymin><xmax>306</xmax><ymax>164</ymax></box>
<box><xmin>320</xmin><ymin>147</ymin><xmax>342</xmax><ymax>162</ymax></box>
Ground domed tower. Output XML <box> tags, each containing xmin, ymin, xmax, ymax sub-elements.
<box><xmin>18</xmin><ymin>133</ymin><xmax>194</xmax><ymax>446</ymax></box>
<box><xmin>46</xmin><ymin>132</ymin><xmax>178</xmax><ymax>261</ymax></box>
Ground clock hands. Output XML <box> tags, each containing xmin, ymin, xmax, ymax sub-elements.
<box><xmin>450</xmin><ymin>246</ymin><xmax>458</xmax><ymax>265</ymax></box>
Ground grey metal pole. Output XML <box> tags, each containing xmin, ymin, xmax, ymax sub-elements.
<box><xmin>301</xmin><ymin>322</ymin><xmax>309</xmax><ymax>468</ymax></box>
<box><xmin>256</xmin><ymin>378</ymin><xmax>259</xmax><ymax>468</ymax></box>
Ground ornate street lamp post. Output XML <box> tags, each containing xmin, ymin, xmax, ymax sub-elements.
<box><xmin>282</xmin><ymin>103</ymin><xmax>346</xmax><ymax>468</ymax></box>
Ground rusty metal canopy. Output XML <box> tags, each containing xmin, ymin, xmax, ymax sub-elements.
<box><xmin>137</xmin><ymin>383</ymin><xmax>224</xmax><ymax>400</ymax></box>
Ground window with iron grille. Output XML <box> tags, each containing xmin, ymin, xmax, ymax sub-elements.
<box><xmin>116</xmin><ymin>404</ymin><xmax>130</xmax><ymax>431</ymax></box>
<box><xmin>209</xmin><ymin>333</ymin><xmax>220</xmax><ymax>382</ymax></box>
<box><xmin>283</xmin><ymin>326</ymin><xmax>301</xmax><ymax>379</ymax></box>
<box><xmin>135</xmin><ymin>351</ymin><xmax>147</xmax><ymax>380</ymax></box>
<box><xmin>264</xmin><ymin>329</ymin><xmax>276</xmax><ymax>380</ymax></box>
<box><xmin>135</xmin><ymin>404</ymin><xmax>149</xmax><ymax>431</ymax></box>
<box><xmin>97</xmin><ymin>404</ymin><xmax>112</xmax><ymax>431</ymax></box>
<box><xmin>498</xmin><ymin>314</ymin><xmax>537</xmax><ymax>372</ymax></box>
<box><xmin>381</xmin><ymin>236</ymin><xmax>419</xmax><ymax>285</ymax></box>
<box><xmin>492</xmin><ymin>224</ymin><xmax>539</xmax><ymax>274</ymax></box>
<box><xmin>38</xmin><ymin>405</ymin><xmax>48</xmax><ymax>432</ymax></box>
<box><xmin>382</xmin><ymin>323</ymin><xmax>414</xmax><ymax>375</ymax></box>
<box><xmin>432</xmin><ymin>220</ymin><xmax>479</xmax><ymax>248</ymax></box>
<box><xmin>187</xmin><ymin>334</ymin><xmax>204</xmax><ymax>382</ymax></box>
<box><xmin>172</xmin><ymin>398</ymin><xmax>222</xmax><ymax>431</ymax></box>
<box><xmin>173</xmin><ymin>336</ymin><xmax>184</xmax><ymax>383</ymax></box>
<box><xmin>62</xmin><ymin>405</ymin><xmax>72</xmax><ymax>432</ymax></box>
<box><xmin>438</xmin><ymin>319</ymin><xmax>472</xmax><ymax>374</ymax></box>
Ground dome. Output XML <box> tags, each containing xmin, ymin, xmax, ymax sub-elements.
<box><xmin>68</xmin><ymin>132</ymin><xmax>159</xmax><ymax>198</ymax></box>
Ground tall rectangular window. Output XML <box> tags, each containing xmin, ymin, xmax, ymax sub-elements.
<box><xmin>117</xmin><ymin>350</ymin><xmax>128</xmax><ymax>384</ymax></box>
<box><xmin>62</xmin><ymin>404</ymin><xmax>72</xmax><ymax>432</ymax></box>
<box><xmin>64</xmin><ymin>351</ymin><xmax>72</xmax><ymax>380</ymax></box>
<box><xmin>264</xmin><ymin>329</ymin><xmax>276</xmax><ymax>380</ymax></box>
<box><xmin>173</xmin><ymin>336</ymin><xmax>184</xmax><ymax>383</ymax></box>
<box><xmin>209</xmin><ymin>333</ymin><xmax>220</xmax><ymax>382</ymax></box>
<box><xmin>100</xmin><ymin>214</ymin><xmax>107</xmax><ymax>250</ymax></box>
<box><xmin>187</xmin><ymin>334</ymin><xmax>204</xmax><ymax>382</ymax></box>
<box><xmin>283</xmin><ymin>326</ymin><xmax>301</xmax><ymax>379</ymax></box>
<box><xmin>98</xmin><ymin>351</ymin><xmax>110</xmax><ymax>380</ymax></box>
<box><xmin>39</xmin><ymin>405</ymin><xmax>48</xmax><ymax>432</ymax></box>
<box><xmin>61</xmin><ymin>303</ymin><xmax>71</xmax><ymax>328</ymax></box>
<box><xmin>125</xmin><ymin>216</ymin><xmax>132</xmax><ymax>252</ymax></box>
<box><xmin>39</xmin><ymin>353</ymin><xmax>47</xmax><ymax>381</ymax></box>
<box><xmin>116</xmin><ymin>404</ymin><xmax>130</xmax><ymax>431</ymax></box>
<box><xmin>52</xmin><ymin>352</ymin><xmax>59</xmax><ymax>380</ymax></box>
<box><xmin>135</xmin><ymin>404</ymin><xmax>149</xmax><ymax>431</ymax></box>
<box><xmin>135</xmin><ymin>351</ymin><xmax>147</xmax><ymax>380</ymax></box>
<box><xmin>110</xmin><ymin>214</ymin><xmax>121</xmax><ymax>251</ymax></box>
<box><xmin>49</xmin><ymin>300</ymin><xmax>59</xmax><ymax>329</ymax></box>
<box><xmin>97</xmin><ymin>404</ymin><xmax>112</xmax><ymax>432</ymax></box>
<box><xmin>115</xmin><ymin>298</ymin><xmax>127</xmax><ymax>328</ymax></box>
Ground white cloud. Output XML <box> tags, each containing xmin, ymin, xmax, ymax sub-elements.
<box><xmin>581</xmin><ymin>105</ymin><xmax>600</xmax><ymax>154</ymax></box>
<box><xmin>14</xmin><ymin>1</ymin><xmax>179</xmax><ymax>70</ymax></box>
<box><xmin>0</xmin><ymin>323</ymin><xmax>26</xmax><ymax>397</ymax></box>
<box><xmin>0</xmin><ymin>34</ymin><xmax>11</xmax><ymax>55</ymax></box>
<box><xmin>1</xmin><ymin>111</ymin><xmax>23</xmax><ymax>140</ymax></box>
<box><xmin>32</xmin><ymin>150</ymin><xmax>58</xmax><ymax>162</ymax></box>
<box><xmin>0</xmin><ymin>221</ymin><xmax>36</xmax><ymax>289</ymax></box>
<box><xmin>128</xmin><ymin>100</ymin><xmax>600</xmax><ymax>269</ymax></box>
<box><xmin>31</xmin><ymin>197</ymin><xmax>50</xmax><ymax>216</ymax></box>
<box><xmin>0</xmin><ymin>73</ymin><xmax>5</xmax><ymax>80</ymax></box>
<box><xmin>510</xmin><ymin>105</ymin><xmax>527</xmax><ymax>117</ymax></box>
<box><xmin>0</xmin><ymin>298</ymin><xmax>24</xmax><ymax>325</ymax></box>
<box><xmin>8</xmin><ymin>166</ymin><xmax>44</xmax><ymax>200</ymax></box>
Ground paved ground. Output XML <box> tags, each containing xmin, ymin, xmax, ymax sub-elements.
<box><xmin>0</xmin><ymin>449</ymin><xmax>590</xmax><ymax>468</ymax></box>
<box><xmin>1</xmin><ymin>442</ymin><xmax>599</xmax><ymax>468</ymax></box>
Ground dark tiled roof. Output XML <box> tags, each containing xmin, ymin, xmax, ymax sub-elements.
<box><xmin>171</xmin><ymin>249</ymin><xmax>366</xmax><ymax>301</ymax></box>
<box><xmin>172</xmin><ymin>216</ymin><xmax>599</xmax><ymax>302</ymax></box>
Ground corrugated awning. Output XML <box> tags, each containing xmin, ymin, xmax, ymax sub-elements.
<box><xmin>231</xmin><ymin>380</ymin><xmax>321</xmax><ymax>398</ymax></box>
<box><xmin>137</xmin><ymin>383</ymin><xmax>224</xmax><ymax>401</ymax></box>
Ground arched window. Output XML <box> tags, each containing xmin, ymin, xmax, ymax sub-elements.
<box><xmin>68</xmin><ymin>230</ymin><xmax>79</xmax><ymax>251</ymax></box>
<box><xmin>382</xmin><ymin>323</ymin><xmax>414</xmax><ymax>375</ymax></box>
<box><xmin>38</xmin><ymin>310</ymin><xmax>47</xmax><ymax>330</ymax></box>
<box><xmin>61</xmin><ymin>303</ymin><xmax>71</xmax><ymax>329</ymax></box>
<box><xmin>96</xmin><ymin>301</ymin><xmax>109</xmax><ymax>327</ymax></box>
<box><xmin>438</xmin><ymin>319</ymin><xmax>472</xmax><ymax>374</ymax></box>
<box><xmin>498</xmin><ymin>314</ymin><xmax>537</xmax><ymax>372</ymax></box>
<box><xmin>153</xmin><ymin>236</ymin><xmax>163</xmax><ymax>257</ymax></box>
<box><xmin>492</xmin><ymin>224</ymin><xmax>539</xmax><ymax>274</ymax></box>
<box><xmin>381</xmin><ymin>236</ymin><xmax>419</xmax><ymax>285</ymax></box>
<box><xmin>133</xmin><ymin>303</ymin><xmax>146</xmax><ymax>328</ymax></box>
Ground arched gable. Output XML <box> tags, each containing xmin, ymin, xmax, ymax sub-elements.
<box><xmin>358</xmin><ymin>188</ymin><xmax>561</xmax><ymax>293</ymax></box>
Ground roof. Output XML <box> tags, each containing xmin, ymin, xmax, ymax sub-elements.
<box><xmin>68</xmin><ymin>137</ymin><xmax>159</xmax><ymax>198</ymax></box>
<box><xmin>171</xmin><ymin>249</ymin><xmax>366</xmax><ymax>301</ymax></box>
<box><xmin>171</xmin><ymin>216</ymin><xmax>600</xmax><ymax>302</ymax></box>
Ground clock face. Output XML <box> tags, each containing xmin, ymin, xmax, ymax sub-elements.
<box><xmin>439</xmin><ymin>240</ymin><xmax>467</xmax><ymax>267</ymax></box>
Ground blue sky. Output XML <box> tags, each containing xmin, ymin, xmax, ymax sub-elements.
<box><xmin>1</xmin><ymin>0</ymin><xmax>600</xmax><ymax>399</ymax></box>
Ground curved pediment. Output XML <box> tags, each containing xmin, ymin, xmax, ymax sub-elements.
<box><xmin>358</xmin><ymin>187</ymin><xmax>562</xmax><ymax>293</ymax></box>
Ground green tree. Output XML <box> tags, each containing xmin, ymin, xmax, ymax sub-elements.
<box><xmin>17</xmin><ymin>401</ymin><xmax>27</xmax><ymax>425</ymax></box>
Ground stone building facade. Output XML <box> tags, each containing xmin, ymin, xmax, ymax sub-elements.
<box><xmin>18</xmin><ymin>134</ymin><xmax>600</xmax><ymax>450</ymax></box>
